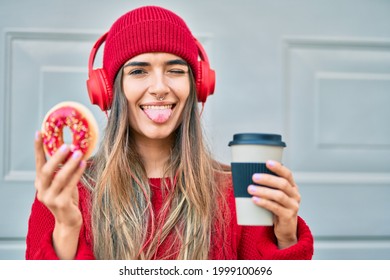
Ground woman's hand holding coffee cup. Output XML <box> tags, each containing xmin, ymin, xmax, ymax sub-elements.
<box><xmin>248</xmin><ymin>160</ymin><xmax>300</xmax><ymax>249</ymax></box>
<box><xmin>229</xmin><ymin>133</ymin><xmax>301</xmax><ymax>249</ymax></box>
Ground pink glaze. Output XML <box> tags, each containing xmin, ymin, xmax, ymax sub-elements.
<box><xmin>42</xmin><ymin>106</ymin><xmax>91</xmax><ymax>156</ymax></box>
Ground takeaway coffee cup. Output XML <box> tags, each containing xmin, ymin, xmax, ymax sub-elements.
<box><xmin>228</xmin><ymin>133</ymin><xmax>286</xmax><ymax>226</ymax></box>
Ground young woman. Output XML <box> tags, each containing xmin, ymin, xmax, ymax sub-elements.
<box><xmin>26</xmin><ymin>5</ymin><xmax>313</xmax><ymax>260</ymax></box>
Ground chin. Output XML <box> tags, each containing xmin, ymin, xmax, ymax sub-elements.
<box><xmin>140</xmin><ymin>126</ymin><xmax>177</xmax><ymax>141</ymax></box>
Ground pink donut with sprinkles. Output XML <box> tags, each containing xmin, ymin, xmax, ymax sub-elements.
<box><xmin>41</xmin><ymin>101</ymin><xmax>99</xmax><ymax>159</ymax></box>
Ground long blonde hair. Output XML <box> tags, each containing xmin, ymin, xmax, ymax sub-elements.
<box><xmin>83</xmin><ymin>67</ymin><xmax>229</xmax><ymax>259</ymax></box>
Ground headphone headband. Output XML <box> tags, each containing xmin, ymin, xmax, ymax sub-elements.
<box><xmin>88</xmin><ymin>33</ymin><xmax>108</xmax><ymax>77</ymax></box>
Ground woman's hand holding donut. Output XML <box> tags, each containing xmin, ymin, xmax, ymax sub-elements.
<box><xmin>247</xmin><ymin>160</ymin><xmax>301</xmax><ymax>249</ymax></box>
<box><xmin>34</xmin><ymin>131</ymin><xmax>86</xmax><ymax>259</ymax></box>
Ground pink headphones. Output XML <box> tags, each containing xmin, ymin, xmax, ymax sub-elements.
<box><xmin>86</xmin><ymin>33</ymin><xmax>216</xmax><ymax>111</ymax></box>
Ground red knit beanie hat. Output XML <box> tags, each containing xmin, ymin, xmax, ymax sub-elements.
<box><xmin>103</xmin><ymin>6</ymin><xmax>198</xmax><ymax>87</ymax></box>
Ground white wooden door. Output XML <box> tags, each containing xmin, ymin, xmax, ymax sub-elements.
<box><xmin>1</xmin><ymin>0</ymin><xmax>389</xmax><ymax>259</ymax></box>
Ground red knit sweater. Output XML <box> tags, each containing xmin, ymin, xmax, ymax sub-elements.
<box><xmin>26</xmin><ymin>177</ymin><xmax>313</xmax><ymax>260</ymax></box>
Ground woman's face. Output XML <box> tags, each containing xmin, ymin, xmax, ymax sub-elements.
<box><xmin>122</xmin><ymin>52</ymin><xmax>191</xmax><ymax>142</ymax></box>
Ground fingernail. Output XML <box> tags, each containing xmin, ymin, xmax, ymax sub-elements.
<box><xmin>267</xmin><ymin>160</ymin><xmax>276</xmax><ymax>167</ymax></box>
<box><xmin>72</xmin><ymin>150</ymin><xmax>82</xmax><ymax>159</ymax></box>
<box><xmin>79</xmin><ymin>160</ymin><xmax>86</xmax><ymax>168</ymax></box>
<box><xmin>35</xmin><ymin>131</ymin><xmax>40</xmax><ymax>140</ymax></box>
<box><xmin>248</xmin><ymin>185</ymin><xmax>257</xmax><ymax>193</ymax></box>
<box><xmin>59</xmin><ymin>144</ymin><xmax>68</xmax><ymax>152</ymax></box>
<box><xmin>253</xmin><ymin>173</ymin><xmax>262</xmax><ymax>181</ymax></box>
<box><xmin>252</xmin><ymin>196</ymin><xmax>260</xmax><ymax>203</ymax></box>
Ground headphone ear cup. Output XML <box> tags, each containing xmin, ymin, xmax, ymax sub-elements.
<box><xmin>86</xmin><ymin>68</ymin><xmax>113</xmax><ymax>111</ymax></box>
<box><xmin>196</xmin><ymin>60</ymin><xmax>216</xmax><ymax>103</ymax></box>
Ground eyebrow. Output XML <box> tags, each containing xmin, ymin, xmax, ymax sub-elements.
<box><xmin>166</xmin><ymin>59</ymin><xmax>188</xmax><ymax>66</ymax></box>
<box><xmin>124</xmin><ymin>59</ymin><xmax>188</xmax><ymax>68</ymax></box>
<box><xmin>124</xmin><ymin>61</ymin><xmax>149</xmax><ymax>67</ymax></box>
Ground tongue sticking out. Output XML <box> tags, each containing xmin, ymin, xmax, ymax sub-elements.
<box><xmin>143</xmin><ymin>108</ymin><xmax>173</xmax><ymax>123</ymax></box>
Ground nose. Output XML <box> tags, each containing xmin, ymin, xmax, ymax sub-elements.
<box><xmin>148</xmin><ymin>72</ymin><xmax>169</xmax><ymax>100</ymax></box>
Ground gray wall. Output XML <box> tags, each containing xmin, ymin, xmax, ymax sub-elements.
<box><xmin>1</xmin><ymin>0</ymin><xmax>389</xmax><ymax>259</ymax></box>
